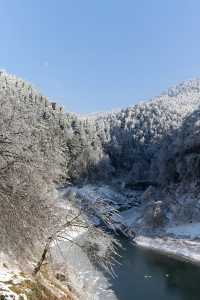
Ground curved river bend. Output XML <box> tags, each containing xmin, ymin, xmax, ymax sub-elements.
<box><xmin>57</xmin><ymin>187</ymin><xmax>200</xmax><ymax>299</ymax></box>
<box><xmin>108</xmin><ymin>238</ymin><xmax>200</xmax><ymax>300</ymax></box>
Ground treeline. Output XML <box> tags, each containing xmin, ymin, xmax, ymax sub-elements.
<box><xmin>1</xmin><ymin>71</ymin><xmax>200</xmax><ymax>260</ymax></box>
<box><xmin>0</xmin><ymin>71</ymin><xmax>67</xmax><ymax>260</ymax></box>
<box><xmin>73</xmin><ymin>79</ymin><xmax>200</xmax><ymax>187</ymax></box>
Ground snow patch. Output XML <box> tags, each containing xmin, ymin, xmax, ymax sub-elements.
<box><xmin>166</xmin><ymin>223</ymin><xmax>200</xmax><ymax>239</ymax></box>
<box><xmin>135</xmin><ymin>236</ymin><xmax>200</xmax><ymax>264</ymax></box>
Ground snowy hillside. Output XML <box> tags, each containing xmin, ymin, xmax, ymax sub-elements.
<box><xmin>2</xmin><ymin>71</ymin><xmax>200</xmax><ymax>299</ymax></box>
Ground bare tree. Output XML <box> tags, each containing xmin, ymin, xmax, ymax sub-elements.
<box><xmin>0</xmin><ymin>86</ymin><xmax>64</xmax><ymax>261</ymax></box>
<box><xmin>33</xmin><ymin>195</ymin><xmax>120</xmax><ymax>276</ymax></box>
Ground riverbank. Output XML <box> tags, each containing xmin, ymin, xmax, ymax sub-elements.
<box><xmin>122</xmin><ymin>206</ymin><xmax>200</xmax><ymax>265</ymax></box>
<box><xmin>2</xmin><ymin>183</ymin><xmax>200</xmax><ymax>300</ymax></box>
<box><xmin>67</xmin><ymin>184</ymin><xmax>200</xmax><ymax>268</ymax></box>
<box><xmin>108</xmin><ymin>236</ymin><xmax>200</xmax><ymax>300</ymax></box>
<box><xmin>47</xmin><ymin>183</ymin><xmax>200</xmax><ymax>300</ymax></box>
<box><xmin>0</xmin><ymin>258</ymin><xmax>76</xmax><ymax>300</ymax></box>
<box><xmin>135</xmin><ymin>235</ymin><xmax>200</xmax><ymax>265</ymax></box>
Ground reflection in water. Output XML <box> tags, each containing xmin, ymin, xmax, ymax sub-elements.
<box><xmin>108</xmin><ymin>238</ymin><xmax>200</xmax><ymax>300</ymax></box>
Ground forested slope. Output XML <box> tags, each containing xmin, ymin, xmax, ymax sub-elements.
<box><xmin>76</xmin><ymin>79</ymin><xmax>200</xmax><ymax>188</ymax></box>
<box><xmin>2</xmin><ymin>71</ymin><xmax>200</xmax><ymax>298</ymax></box>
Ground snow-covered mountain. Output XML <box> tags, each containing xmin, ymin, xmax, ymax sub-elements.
<box><xmin>71</xmin><ymin>78</ymin><xmax>200</xmax><ymax>185</ymax></box>
<box><xmin>2</xmin><ymin>71</ymin><xmax>200</xmax><ymax>299</ymax></box>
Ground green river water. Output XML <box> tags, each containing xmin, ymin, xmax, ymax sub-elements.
<box><xmin>109</xmin><ymin>238</ymin><xmax>200</xmax><ymax>300</ymax></box>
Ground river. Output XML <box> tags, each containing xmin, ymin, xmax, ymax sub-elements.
<box><xmin>107</xmin><ymin>238</ymin><xmax>200</xmax><ymax>300</ymax></box>
<box><xmin>57</xmin><ymin>186</ymin><xmax>200</xmax><ymax>300</ymax></box>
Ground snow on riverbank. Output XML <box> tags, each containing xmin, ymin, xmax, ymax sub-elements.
<box><xmin>135</xmin><ymin>235</ymin><xmax>200</xmax><ymax>264</ymax></box>
<box><xmin>166</xmin><ymin>223</ymin><xmax>200</xmax><ymax>239</ymax></box>
<box><xmin>126</xmin><ymin>215</ymin><xmax>200</xmax><ymax>265</ymax></box>
<box><xmin>0</xmin><ymin>257</ymin><xmax>28</xmax><ymax>299</ymax></box>
<box><xmin>52</xmin><ymin>187</ymin><xmax>119</xmax><ymax>300</ymax></box>
<box><xmin>65</xmin><ymin>184</ymin><xmax>200</xmax><ymax>264</ymax></box>
<box><xmin>56</xmin><ymin>183</ymin><xmax>200</xmax><ymax>299</ymax></box>
<box><xmin>51</xmin><ymin>239</ymin><xmax>118</xmax><ymax>300</ymax></box>
<box><xmin>120</xmin><ymin>207</ymin><xmax>141</xmax><ymax>227</ymax></box>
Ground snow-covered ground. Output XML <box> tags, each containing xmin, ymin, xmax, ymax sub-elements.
<box><xmin>0</xmin><ymin>185</ymin><xmax>120</xmax><ymax>300</ymax></box>
<box><xmin>135</xmin><ymin>236</ymin><xmax>200</xmax><ymax>264</ymax></box>
<box><xmin>63</xmin><ymin>184</ymin><xmax>200</xmax><ymax>268</ymax></box>
<box><xmin>121</xmin><ymin>207</ymin><xmax>141</xmax><ymax>227</ymax></box>
<box><xmin>3</xmin><ymin>184</ymin><xmax>200</xmax><ymax>300</ymax></box>
<box><xmin>0</xmin><ymin>256</ymin><xmax>28</xmax><ymax>299</ymax></box>
<box><xmin>166</xmin><ymin>222</ymin><xmax>200</xmax><ymax>239</ymax></box>
<box><xmin>51</xmin><ymin>239</ymin><xmax>118</xmax><ymax>300</ymax></box>
<box><xmin>52</xmin><ymin>187</ymin><xmax>118</xmax><ymax>300</ymax></box>
<box><xmin>123</xmin><ymin>208</ymin><xmax>200</xmax><ymax>264</ymax></box>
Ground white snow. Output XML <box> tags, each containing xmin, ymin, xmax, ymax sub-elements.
<box><xmin>0</xmin><ymin>259</ymin><xmax>27</xmax><ymax>300</ymax></box>
<box><xmin>51</xmin><ymin>188</ymin><xmax>119</xmax><ymax>300</ymax></box>
<box><xmin>57</xmin><ymin>184</ymin><xmax>200</xmax><ymax>298</ymax></box>
<box><xmin>135</xmin><ymin>235</ymin><xmax>200</xmax><ymax>264</ymax></box>
<box><xmin>166</xmin><ymin>223</ymin><xmax>200</xmax><ymax>239</ymax></box>
<box><xmin>121</xmin><ymin>207</ymin><xmax>140</xmax><ymax>227</ymax></box>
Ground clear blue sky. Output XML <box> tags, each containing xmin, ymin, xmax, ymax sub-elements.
<box><xmin>1</xmin><ymin>0</ymin><xmax>200</xmax><ymax>113</ymax></box>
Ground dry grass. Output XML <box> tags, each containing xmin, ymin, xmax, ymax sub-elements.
<box><xmin>9</xmin><ymin>266</ymin><xmax>76</xmax><ymax>300</ymax></box>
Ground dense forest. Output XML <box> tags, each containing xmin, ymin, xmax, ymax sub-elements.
<box><xmin>2</xmin><ymin>71</ymin><xmax>200</xmax><ymax>299</ymax></box>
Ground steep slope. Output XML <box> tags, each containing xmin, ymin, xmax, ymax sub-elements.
<box><xmin>0</xmin><ymin>71</ymin><xmax>67</xmax><ymax>260</ymax></box>
<box><xmin>77</xmin><ymin>79</ymin><xmax>200</xmax><ymax>186</ymax></box>
<box><xmin>71</xmin><ymin>79</ymin><xmax>200</xmax><ymax>230</ymax></box>
<box><xmin>2</xmin><ymin>71</ymin><xmax>200</xmax><ymax>298</ymax></box>
<box><xmin>2</xmin><ymin>71</ymin><xmax>200</xmax><ymax>230</ymax></box>
<box><xmin>0</xmin><ymin>71</ymin><xmax>117</xmax><ymax>299</ymax></box>
<box><xmin>0</xmin><ymin>71</ymin><xmax>84</xmax><ymax>300</ymax></box>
